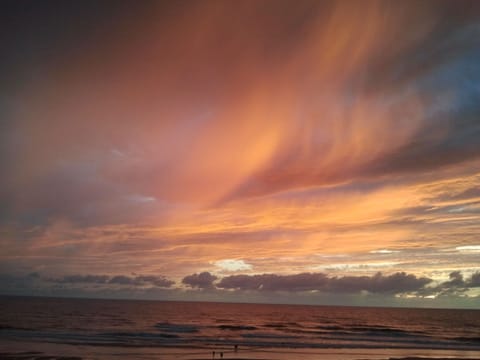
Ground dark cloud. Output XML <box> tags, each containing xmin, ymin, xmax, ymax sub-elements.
<box><xmin>182</xmin><ymin>272</ymin><xmax>217</xmax><ymax>289</ymax></box>
<box><xmin>448</xmin><ymin>271</ymin><xmax>480</xmax><ymax>289</ymax></box>
<box><xmin>0</xmin><ymin>272</ymin><xmax>181</xmax><ymax>300</ymax></box>
<box><xmin>358</xmin><ymin>18</ymin><xmax>480</xmax><ymax>181</ymax></box>
<box><xmin>416</xmin><ymin>271</ymin><xmax>480</xmax><ymax>297</ymax></box>
<box><xmin>54</xmin><ymin>274</ymin><xmax>109</xmax><ymax>284</ymax></box>
<box><xmin>217</xmin><ymin>273</ymin><xmax>328</xmax><ymax>292</ymax></box>
<box><xmin>109</xmin><ymin>275</ymin><xmax>136</xmax><ymax>285</ymax></box>
<box><xmin>217</xmin><ymin>272</ymin><xmax>431</xmax><ymax>294</ymax></box>
<box><xmin>327</xmin><ymin>272</ymin><xmax>432</xmax><ymax>294</ymax></box>
<box><xmin>2</xmin><ymin>271</ymin><xmax>479</xmax><ymax>304</ymax></box>
<box><xmin>469</xmin><ymin>272</ymin><xmax>480</xmax><ymax>287</ymax></box>
<box><xmin>50</xmin><ymin>274</ymin><xmax>174</xmax><ymax>288</ymax></box>
<box><xmin>367</xmin><ymin>127</ymin><xmax>480</xmax><ymax>182</ymax></box>
<box><xmin>0</xmin><ymin>272</ymin><xmax>43</xmax><ymax>295</ymax></box>
<box><xmin>135</xmin><ymin>275</ymin><xmax>175</xmax><ymax>288</ymax></box>
<box><xmin>445</xmin><ymin>271</ymin><xmax>464</xmax><ymax>287</ymax></box>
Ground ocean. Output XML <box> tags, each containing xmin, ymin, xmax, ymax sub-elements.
<box><xmin>0</xmin><ymin>296</ymin><xmax>479</xmax><ymax>360</ymax></box>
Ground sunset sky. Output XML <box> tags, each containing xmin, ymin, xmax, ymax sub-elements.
<box><xmin>1</xmin><ymin>0</ymin><xmax>480</xmax><ymax>308</ymax></box>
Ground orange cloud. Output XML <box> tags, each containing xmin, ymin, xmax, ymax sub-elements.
<box><xmin>2</xmin><ymin>1</ymin><xmax>480</xmax><ymax>305</ymax></box>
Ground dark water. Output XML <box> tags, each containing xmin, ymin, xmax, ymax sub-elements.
<box><xmin>0</xmin><ymin>296</ymin><xmax>479</xmax><ymax>353</ymax></box>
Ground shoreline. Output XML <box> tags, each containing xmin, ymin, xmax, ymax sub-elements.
<box><xmin>2</xmin><ymin>340</ymin><xmax>480</xmax><ymax>360</ymax></box>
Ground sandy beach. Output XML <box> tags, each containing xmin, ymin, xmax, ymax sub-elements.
<box><xmin>2</xmin><ymin>340</ymin><xmax>480</xmax><ymax>360</ymax></box>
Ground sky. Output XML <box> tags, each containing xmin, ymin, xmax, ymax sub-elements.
<box><xmin>1</xmin><ymin>0</ymin><xmax>480</xmax><ymax>308</ymax></box>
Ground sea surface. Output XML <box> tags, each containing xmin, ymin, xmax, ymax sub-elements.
<box><xmin>0</xmin><ymin>296</ymin><xmax>479</xmax><ymax>359</ymax></box>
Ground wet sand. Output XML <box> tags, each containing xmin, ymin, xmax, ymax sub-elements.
<box><xmin>1</xmin><ymin>340</ymin><xmax>480</xmax><ymax>360</ymax></box>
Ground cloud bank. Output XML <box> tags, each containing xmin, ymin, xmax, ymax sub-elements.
<box><xmin>50</xmin><ymin>274</ymin><xmax>174</xmax><ymax>288</ymax></box>
<box><xmin>2</xmin><ymin>270</ymin><xmax>479</xmax><ymax>303</ymax></box>
<box><xmin>216</xmin><ymin>272</ymin><xmax>432</xmax><ymax>294</ymax></box>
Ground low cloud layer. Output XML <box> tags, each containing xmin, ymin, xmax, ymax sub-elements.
<box><xmin>1</xmin><ymin>270</ymin><xmax>479</xmax><ymax>308</ymax></box>
<box><xmin>50</xmin><ymin>274</ymin><xmax>174</xmax><ymax>288</ymax></box>
<box><xmin>216</xmin><ymin>272</ymin><xmax>432</xmax><ymax>294</ymax></box>
<box><xmin>182</xmin><ymin>272</ymin><xmax>218</xmax><ymax>289</ymax></box>
<box><xmin>426</xmin><ymin>271</ymin><xmax>480</xmax><ymax>297</ymax></box>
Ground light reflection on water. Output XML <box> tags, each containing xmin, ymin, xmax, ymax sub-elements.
<box><xmin>0</xmin><ymin>296</ymin><xmax>479</xmax><ymax>353</ymax></box>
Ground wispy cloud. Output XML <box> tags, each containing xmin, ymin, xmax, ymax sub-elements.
<box><xmin>1</xmin><ymin>1</ymin><xmax>480</xmax><ymax>306</ymax></box>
